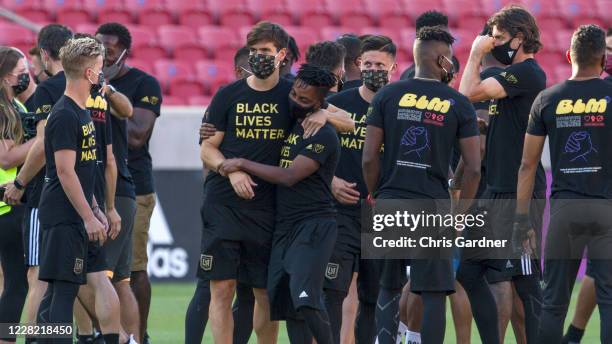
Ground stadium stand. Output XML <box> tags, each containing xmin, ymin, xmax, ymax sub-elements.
<box><xmin>0</xmin><ymin>0</ymin><xmax>610</xmax><ymax>103</ymax></box>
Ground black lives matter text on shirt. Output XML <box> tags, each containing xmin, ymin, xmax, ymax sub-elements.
<box><xmin>487</xmin><ymin>59</ymin><xmax>547</xmax><ymax>193</ymax></box>
<box><xmin>366</xmin><ymin>78</ymin><xmax>479</xmax><ymax>200</ymax></box>
<box><xmin>327</xmin><ymin>87</ymin><xmax>369</xmax><ymax>215</ymax></box>
<box><xmin>204</xmin><ymin>78</ymin><xmax>293</xmax><ymax>209</ymax></box>
<box><xmin>24</xmin><ymin>71</ymin><xmax>66</xmax><ymax>209</ymax></box>
<box><xmin>38</xmin><ymin>96</ymin><xmax>97</xmax><ymax>226</ymax></box>
<box><xmin>89</xmin><ymin>92</ymin><xmax>112</xmax><ymax>207</ymax></box>
<box><xmin>276</xmin><ymin>122</ymin><xmax>340</xmax><ymax>224</ymax></box>
<box><xmin>527</xmin><ymin>78</ymin><xmax>612</xmax><ymax>199</ymax></box>
<box><xmin>110</xmin><ymin>68</ymin><xmax>162</xmax><ymax>196</ymax></box>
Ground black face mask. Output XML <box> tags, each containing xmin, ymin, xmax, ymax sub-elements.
<box><xmin>491</xmin><ymin>38</ymin><xmax>519</xmax><ymax>65</ymax></box>
<box><xmin>289</xmin><ymin>97</ymin><xmax>315</xmax><ymax>119</ymax></box>
<box><xmin>439</xmin><ymin>56</ymin><xmax>454</xmax><ymax>84</ymax></box>
<box><xmin>248</xmin><ymin>53</ymin><xmax>277</xmax><ymax>80</ymax></box>
<box><xmin>90</xmin><ymin>70</ymin><xmax>105</xmax><ymax>93</ymax></box>
<box><xmin>12</xmin><ymin>72</ymin><xmax>30</xmax><ymax>95</ymax></box>
<box><xmin>361</xmin><ymin>69</ymin><xmax>389</xmax><ymax>92</ymax></box>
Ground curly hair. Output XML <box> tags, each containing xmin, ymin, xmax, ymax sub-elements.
<box><xmin>571</xmin><ymin>25</ymin><xmax>606</xmax><ymax>67</ymax></box>
<box><xmin>416</xmin><ymin>26</ymin><xmax>455</xmax><ymax>46</ymax></box>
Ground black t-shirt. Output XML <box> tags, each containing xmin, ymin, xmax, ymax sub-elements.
<box><xmin>527</xmin><ymin>78</ymin><xmax>612</xmax><ymax>199</ymax></box>
<box><xmin>400</xmin><ymin>64</ymin><xmax>416</xmax><ymax>80</ymax></box>
<box><xmin>204</xmin><ymin>78</ymin><xmax>294</xmax><ymax>209</ymax></box>
<box><xmin>39</xmin><ymin>96</ymin><xmax>97</xmax><ymax>225</ymax></box>
<box><xmin>89</xmin><ymin>92</ymin><xmax>112</xmax><ymax>206</ymax></box>
<box><xmin>327</xmin><ymin>87</ymin><xmax>369</xmax><ymax>215</ymax></box>
<box><xmin>276</xmin><ymin>122</ymin><xmax>340</xmax><ymax>224</ymax></box>
<box><xmin>110</xmin><ymin>68</ymin><xmax>162</xmax><ymax>196</ymax></box>
<box><xmin>24</xmin><ymin>71</ymin><xmax>66</xmax><ymax>208</ymax></box>
<box><xmin>342</xmin><ymin>79</ymin><xmax>363</xmax><ymax>90</ymax></box>
<box><xmin>110</xmin><ymin>112</ymin><xmax>135</xmax><ymax>199</ymax></box>
<box><xmin>366</xmin><ymin>78</ymin><xmax>479</xmax><ymax>199</ymax></box>
<box><xmin>487</xmin><ymin>59</ymin><xmax>547</xmax><ymax>193</ymax></box>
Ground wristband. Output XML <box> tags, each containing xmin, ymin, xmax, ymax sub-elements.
<box><xmin>13</xmin><ymin>178</ymin><xmax>25</xmax><ymax>190</ymax></box>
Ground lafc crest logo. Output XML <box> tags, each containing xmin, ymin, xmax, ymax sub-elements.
<box><xmin>141</xmin><ymin>96</ymin><xmax>159</xmax><ymax>105</ymax></box>
<box><xmin>500</xmin><ymin>72</ymin><xmax>518</xmax><ymax>84</ymax></box>
<box><xmin>200</xmin><ymin>254</ymin><xmax>213</xmax><ymax>271</ymax></box>
<box><xmin>325</xmin><ymin>263</ymin><xmax>339</xmax><ymax>280</ymax></box>
<box><xmin>306</xmin><ymin>143</ymin><xmax>325</xmax><ymax>153</ymax></box>
<box><xmin>74</xmin><ymin>258</ymin><xmax>84</xmax><ymax>274</ymax></box>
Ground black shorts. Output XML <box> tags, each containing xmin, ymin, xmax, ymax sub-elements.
<box><xmin>198</xmin><ymin>204</ymin><xmax>275</xmax><ymax>288</ymax></box>
<box><xmin>38</xmin><ymin>223</ymin><xmax>88</xmax><ymax>284</ymax></box>
<box><xmin>103</xmin><ymin>196</ymin><xmax>136</xmax><ymax>282</ymax></box>
<box><xmin>87</xmin><ymin>240</ymin><xmax>108</xmax><ymax>274</ymax></box>
<box><xmin>480</xmin><ymin>190</ymin><xmax>546</xmax><ymax>282</ymax></box>
<box><xmin>357</xmin><ymin>258</ymin><xmax>381</xmax><ymax>304</ymax></box>
<box><xmin>379</xmin><ymin>259</ymin><xmax>409</xmax><ymax>290</ymax></box>
<box><xmin>22</xmin><ymin>207</ymin><xmax>41</xmax><ymax>267</ymax></box>
<box><xmin>324</xmin><ymin>249</ymin><xmax>359</xmax><ymax>293</ymax></box>
<box><xmin>268</xmin><ymin>217</ymin><xmax>337</xmax><ymax>320</ymax></box>
<box><xmin>410</xmin><ymin>259</ymin><xmax>455</xmax><ymax>294</ymax></box>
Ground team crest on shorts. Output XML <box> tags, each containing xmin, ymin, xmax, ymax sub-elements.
<box><xmin>325</xmin><ymin>263</ymin><xmax>339</xmax><ymax>280</ymax></box>
<box><xmin>200</xmin><ymin>254</ymin><xmax>213</xmax><ymax>271</ymax></box>
<box><xmin>74</xmin><ymin>258</ymin><xmax>84</xmax><ymax>275</ymax></box>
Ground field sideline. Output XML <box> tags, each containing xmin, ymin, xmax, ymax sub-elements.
<box><xmin>146</xmin><ymin>282</ymin><xmax>601</xmax><ymax>344</ymax></box>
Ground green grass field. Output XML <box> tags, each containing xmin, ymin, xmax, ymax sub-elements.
<box><xmin>148</xmin><ymin>282</ymin><xmax>601</xmax><ymax>344</ymax></box>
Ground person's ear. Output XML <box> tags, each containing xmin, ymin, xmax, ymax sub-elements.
<box><xmin>512</xmin><ymin>33</ymin><xmax>524</xmax><ymax>49</ymax></box>
<box><xmin>277</xmin><ymin>48</ymin><xmax>287</xmax><ymax>63</ymax></box>
<box><xmin>354</xmin><ymin>57</ymin><xmax>361</xmax><ymax>68</ymax></box>
<box><xmin>566</xmin><ymin>50</ymin><xmax>572</xmax><ymax>65</ymax></box>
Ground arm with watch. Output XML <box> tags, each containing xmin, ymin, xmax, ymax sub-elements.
<box><xmin>105</xmin><ymin>84</ymin><xmax>133</xmax><ymax>119</ymax></box>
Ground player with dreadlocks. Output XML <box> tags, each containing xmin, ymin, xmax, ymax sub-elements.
<box><xmin>218</xmin><ymin>63</ymin><xmax>341</xmax><ymax>344</ymax></box>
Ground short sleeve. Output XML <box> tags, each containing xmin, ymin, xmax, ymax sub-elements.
<box><xmin>205</xmin><ymin>87</ymin><xmax>231</xmax><ymax>132</ymax></box>
<box><xmin>526</xmin><ymin>94</ymin><xmax>547</xmax><ymax>136</ymax></box>
<box><xmin>47</xmin><ymin>111</ymin><xmax>79</xmax><ymax>152</ymax></box>
<box><xmin>29</xmin><ymin>86</ymin><xmax>55</xmax><ymax>119</ymax></box>
<box><xmin>133</xmin><ymin>76</ymin><xmax>163</xmax><ymax>116</ymax></box>
<box><xmin>298</xmin><ymin>129</ymin><xmax>337</xmax><ymax>165</ymax></box>
<box><xmin>456</xmin><ymin>98</ymin><xmax>480</xmax><ymax>139</ymax></box>
<box><xmin>492</xmin><ymin>63</ymin><xmax>537</xmax><ymax>99</ymax></box>
<box><xmin>365</xmin><ymin>89</ymin><xmax>386</xmax><ymax>128</ymax></box>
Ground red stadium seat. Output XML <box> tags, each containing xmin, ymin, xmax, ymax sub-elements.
<box><xmin>128</xmin><ymin>58</ymin><xmax>153</xmax><ymax>74</ymax></box>
<box><xmin>158</xmin><ymin>25</ymin><xmax>197</xmax><ymax>51</ymax></box>
<box><xmin>450</xmin><ymin>29</ymin><xmax>474</xmax><ymax>56</ymax></box>
<box><xmin>96</xmin><ymin>9</ymin><xmax>133</xmax><ymax>25</ymax></box>
<box><xmin>57</xmin><ymin>9</ymin><xmax>93</xmax><ymax>30</ymax></box>
<box><xmin>2</xmin><ymin>0</ymin><xmax>50</xmax><ymax>23</ymax></box>
<box><xmin>176</xmin><ymin>5</ymin><xmax>214</xmax><ymax>29</ymax></box>
<box><xmin>442</xmin><ymin>0</ymin><xmax>486</xmax><ymax>27</ymax></box>
<box><xmin>196</xmin><ymin>60</ymin><xmax>233</xmax><ymax>92</ymax></box>
<box><xmin>539</xmin><ymin>31</ymin><xmax>561</xmax><ymax>53</ymax></box>
<box><xmin>400</xmin><ymin>0</ymin><xmax>443</xmax><ymax>21</ymax></box>
<box><xmin>129</xmin><ymin>26</ymin><xmax>166</xmax><ymax>60</ymax></box>
<box><xmin>363</xmin><ymin>0</ymin><xmax>410</xmax><ymax>29</ymax></box>
<box><xmin>82</xmin><ymin>0</ymin><xmax>127</xmax><ymax>21</ymax></box>
<box><xmin>399</xmin><ymin>28</ymin><xmax>417</xmax><ymax>55</ymax></box>
<box><xmin>594</xmin><ymin>0</ymin><xmax>612</xmax><ymax>24</ymax></box>
<box><xmin>554</xmin><ymin>29</ymin><xmax>573</xmax><ymax>53</ymax></box>
<box><xmin>169</xmin><ymin>78</ymin><xmax>206</xmax><ymax>97</ymax></box>
<box><xmin>554</xmin><ymin>65</ymin><xmax>571</xmax><ymax>84</ymax></box>
<box><xmin>189</xmin><ymin>96</ymin><xmax>213</xmax><ymax>106</ymax></box>
<box><xmin>198</xmin><ymin>26</ymin><xmax>241</xmax><ymax>60</ymax></box>
<box><xmin>537</xmin><ymin>52</ymin><xmax>567</xmax><ymax>71</ymax></box>
<box><xmin>208</xmin><ymin>0</ymin><xmax>254</xmax><ymax>27</ymax></box>
<box><xmin>246</xmin><ymin>0</ymin><xmax>293</xmax><ymax>26</ymax></box>
<box><xmin>320</xmin><ymin>26</ymin><xmax>355</xmax><ymax>41</ymax></box>
<box><xmin>457</xmin><ymin>16</ymin><xmax>489</xmax><ymax>35</ymax></box>
<box><xmin>360</xmin><ymin>27</ymin><xmax>401</xmax><ymax>46</ymax></box>
<box><xmin>478</xmin><ymin>0</ymin><xmax>516</xmax><ymax>16</ymax></box>
<box><xmin>0</xmin><ymin>23</ymin><xmax>36</xmax><ymax>47</ymax></box>
<box><xmin>74</xmin><ymin>23</ymin><xmax>98</xmax><ymax>35</ymax></box>
<box><xmin>154</xmin><ymin>59</ymin><xmax>194</xmax><ymax>92</ymax></box>
<box><xmin>161</xmin><ymin>95</ymin><xmax>183</xmax><ymax>105</ymax></box>
<box><xmin>289</xmin><ymin>1</ymin><xmax>333</xmax><ymax>29</ymax></box>
<box><xmin>325</xmin><ymin>0</ymin><xmax>374</xmax><ymax>32</ymax></box>
<box><xmin>127</xmin><ymin>25</ymin><xmax>157</xmax><ymax>46</ymax></box>
<box><xmin>284</xmin><ymin>26</ymin><xmax>319</xmax><ymax>56</ymax></box>
<box><xmin>558</xmin><ymin>0</ymin><xmax>597</xmax><ymax>25</ymax></box>
<box><xmin>125</xmin><ymin>0</ymin><xmax>174</xmax><ymax>27</ymax></box>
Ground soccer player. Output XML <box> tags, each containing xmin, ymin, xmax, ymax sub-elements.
<box><xmin>3</xmin><ymin>24</ymin><xmax>73</xmax><ymax>342</ymax></box>
<box><xmin>515</xmin><ymin>24</ymin><xmax>612</xmax><ymax>343</ymax></box>
<box><xmin>35</xmin><ymin>36</ymin><xmax>118</xmax><ymax>344</ymax></box>
<box><xmin>400</xmin><ymin>11</ymin><xmax>449</xmax><ymax>80</ymax></box>
<box><xmin>363</xmin><ymin>26</ymin><xmax>481</xmax><ymax>344</ymax></box>
<box><xmin>28</xmin><ymin>47</ymin><xmax>49</xmax><ymax>85</ymax></box>
<box><xmin>325</xmin><ymin>35</ymin><xmax>397</xmax><ymax>344</ymax></box>
<box><xmin>234</xmin><ymin>46</ymin><xmax>252</xmax><ymax>80</ymax></box>
<box><xmin>218</xmin><ymin>63</ymin><xmax>340</xmax><ymax>344</ymax></box>
<box><xmin>305</xmin><ymin>41</ymin><xmax>346</xmax><ymax>93</ymax></box>
<box><xmin>95</xmin><ymin>22</ymin><xmax>163</xmax><ymax>344</ymax></box>
<box><xmin>458</xmin><ymin>6</ymin><xmax>547</xmax><ymax>342</ymax></box>
<box><xmin>0</xmin><ymin>47</ymin><xmax>37</xmax><ymax>343</ymax></box>
<box><xmin>336</xmin><ymin>33</ymin><xmax>363</xmax><ymax>90</ymax></box>
<box><xmin>280</xmin><ymin>36</ymin><xmax>300</xmax><ymax>81</ymax></box>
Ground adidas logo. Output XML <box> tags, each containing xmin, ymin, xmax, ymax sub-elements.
<box><xmin>506</xmin><ymin>260</ymin><xmax>514</xmax><ymax>268</ymax></box>
<box><xmin>299</xmin><ymin>291</ymin><xmax>308</xmax><ymax>298</ymax></box>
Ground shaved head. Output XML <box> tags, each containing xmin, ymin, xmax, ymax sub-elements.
<box><xmin>413</xmin><ymin>26</ymin><xmax>455</xmax><ymax>81</ymax></box>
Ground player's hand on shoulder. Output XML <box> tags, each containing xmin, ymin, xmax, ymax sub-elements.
<box><xmin>106</xmin><ymin>208</ymin><xmax>122</xmax><ymax>240</ymax></box>
<box><xmin>200</xmin><ymin>122</ymin><xmax>217</xmax><ymax>141</ymax></box>
<box><xmin>227</xmin><ymin>170</ymin><xmax>257</xmax><ymax>200</ymax></box>
<box><xmin>302</xmin><ymin>110</ymin><xmax>327</xmax><ymax>138</ymax></box>
<box><xmin>331</xmin><ymin>177</ymin><xmax>360</xmax><ymax>205</ymax></box>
